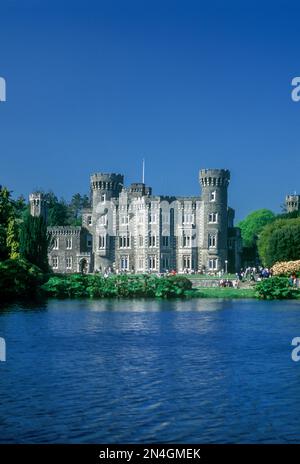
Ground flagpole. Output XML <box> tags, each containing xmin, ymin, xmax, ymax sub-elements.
<box><xmin>142</xmin><ymin>158</ymin><xmax>145</xmax><ymax>184</ymax></box>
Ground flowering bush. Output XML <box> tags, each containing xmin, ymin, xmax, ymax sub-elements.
<box><xmin>271</xmin><ymin>260</ymin><xmax>300</xmax><ymax>276</ymax></box>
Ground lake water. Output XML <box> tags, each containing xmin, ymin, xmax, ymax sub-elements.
<box><xmin>0</xmin><ymin>298</ymin><xmax>300</xmax><ymax>443</ymax></box>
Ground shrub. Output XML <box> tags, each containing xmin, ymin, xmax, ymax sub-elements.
<box><xmin>41</xmin><ymin>273</ymin><xmax>192</xmax><ymax>299</ymax></box>
<box><xmin>0</xmin><ymin>258</ymin><xmax>45</xmax><ymax>300</ymax></box>
<box><xmin>255</xmin><ymin>277</ymin><xmax>299</xmax><ymax>300</ymax></box>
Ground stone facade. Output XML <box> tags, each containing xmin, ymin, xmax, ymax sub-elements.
<box><xmin>29</xmin><ymin>168</ymin><xmax>242</xmax><ymax>274</ymax></box>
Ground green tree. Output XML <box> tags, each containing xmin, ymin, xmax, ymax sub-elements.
<box><xmin>237</xmin><ymin>209</ymin><xmax>275</xmax><ymax>248</ymax></box>
<box><xmin>12</xmin><ymin>195</ymin><xmax>28</xmax><ymax>220</ymax></box>
<box><xmin>19</xmin><ymin>215</ymin><xmax>50</xmax><ymax>271</ymax></box>
<box><xmin>68</xmin><ymin>193</ymin><xmax>90</xmax><ymax>225</ymax></box>
<box><xmin>265</xmin><ymin>223</ymin><xmax>300</xmax><ymax>266</ymax></box>
<box><xmin>258</xmin><ymin>217</ymin><xmax>300</xmax><ymax>266</ymax></box>
<box><xmin>42</xmin><ymin>191</ymin><xmax>90</xmax><ymax>226</ymax></box>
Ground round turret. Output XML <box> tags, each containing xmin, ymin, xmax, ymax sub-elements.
<box><xmin>199</xmin><ymin>169</ymin><xmax>231</xmax><ymax>272</ymax></box>
<box><xmin>90</xmin><ymin>173</ymin><xmax>124</xmax><ymax>204</ymax></box>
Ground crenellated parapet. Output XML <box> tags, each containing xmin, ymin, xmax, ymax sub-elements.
<box><xmin>199</xmin><ymin>169</ymin><xmax>230</xmax><ymax>187</ymax></box>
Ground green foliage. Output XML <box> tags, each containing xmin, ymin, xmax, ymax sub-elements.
<box><xmin>6</xmin><ymin>217</ymin><xmax>20</xmax><ymax>259</ymax></box>
<box><xmin>267</xmin><ymin>223</ymin><xmax>300</xmax><ymax>266</ymax></box>
<box><xmin>255</xmin><ymin>277</ymin><xmax>299</xmax><ymax>300</ymax></box>
<box><xmin>0</xmin><ymin>186</ymin><xmax>14</xmax><ymax>260</ymax></box>
<box><xmin>237</xmin><ymin>209</ymin><xmax>275</xmax><ymax>248</ymax></box>
<box><xmin>0</xmin><ymin>258</ymin><xmax>45</xmax><ymax>300</ymax></box>
<box><xmin>69</xmin><ymin>193</ymin><xmax>90</xmax><ymax>225</ymax></box>
<box><xmin>19</xmin><ymin>215</ymin><xmax>50</xmax><ymax>272</ymax></box>
<box><xmin>41</xmin><ymin>274</ymin><xmax>192</xmax><ymax>299</ymax></box>
<box><xmin>44</xmin><ymin>191</ymin><xmax>90</xmax><ymax>226</ymax></box>
<box><xmin>258</xmin><ymin>217</ymin><xmax>300</xmax><ymax>267</ymax></box>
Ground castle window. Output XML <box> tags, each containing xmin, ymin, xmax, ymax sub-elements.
<box><xmin>183</xmin><ymin>213</ymin><xmax>194</xmax><ymax>224</ymax></box>
<box><xmin>208</xmin><ymin>258</ymin><xmax>218</xmax><ymax>270</ymax></box>
<box><xmin>137</xmin><ymin>256</ymin><xmax>144</xmax><ymax>270</ymax></box>
<box><xmin>208</xmin><ymin>234</ymin><xmax>217</xmax><ymax>248</ymax></box>
<box><xmin>210</xmin><ymin>191</ymin><xmax>216</xmax><ymax>202</ymax></box>
<box><xmin>87</xmin><ymin>216</ymin><xmax>92</xmax><ymax>226</ymax></box>
<box><xmin>138</xmin><ymin>214</ymin><xmax>144</xmax><ymax>224</ymax></box>
<box><xmin>121</xmin><ymin>215</ymin><xmax>129</xmax><ymax>225</ymax></box>
<box><xmin>66</xmin><ymin>256</ymin><xmax>72</xmax><ymax>269</ymax></box>
<box><xmin>120</xmin><ymin>255</ymin><xmax>129</xmax><ymax>271</ymax></box>
<box><xmin>119</xmin><ymin>235</ymin><xmax>130</xmax><ymax>248</ymax></box>
<box><xmin>101</xmin><ymin>194</ymin><xmax>106</xmax><ymax>203</ymax></box>
<box><xmin>149</xmin><ymin>213</ymin><xmax>157</xmax><ymax>224</ymax></box>
<box><xmin>183</xmin><ymin>255</ymin><xmax>191</xmax><ymax>269</ymax></box>
<box><xmin>183</xmin><ymin>233</ymin><xmax>191</xmax><ymax>247</ymax></box>
<box><xmin>99</xmin><ymin>235</ymin><xmax>106</xmax><ymax>249</ymax></box>
<box><xmin>138</xmin><ymin>235</ymin><xmax>144</xmax><ymax>247</ymax></box>
<box><xmin>87</xmin><ymin>236</ymin><xmax>92</xmax><ymax>248</ymax></box>
<box><xmin>208</xmin><ymin>212</ymin><xmax>218</xmax><ymax>223</ymax></box>
<box><xmin>53</xmin><ymin>237</ymin><xmax>59</xmax><ymax>250</ymax></box>
<box><xmin>162</xmin><ymin>236</ymin><xmax>169</xmax><ymax>247</ymax></box>
<box><xmin>161</xmin><ymin>256</ymin><xmax>170</xmax><ymax>269</ymax></box>
<box><xmin>52</xmin><ymin>256</ymin><xmax>58</xmax><ymax>269</ymax></box>
<box><xmin>149</xmin><ymin>235</ymin><xmax>156</xmax><ymax>247</ymax></box>
<box><xmin>66</xmin><ymin>237</ymin><xmax>72</xmax><ymax>250</ymax></box>
<box><xmin>148</xmin><ymin>255</ymin><xmax>156</xmax><ymax>270</ymax></box>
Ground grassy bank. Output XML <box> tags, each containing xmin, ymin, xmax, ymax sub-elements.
<box><xmin>186</xmin><ymin>287</ymin><xmax>256</xmax><ymax>299</ymax></box>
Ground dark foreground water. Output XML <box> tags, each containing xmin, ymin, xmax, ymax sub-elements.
<box><xmin>0</xmin><ymin>298</ymin><xmax>300</xmax><ymax>443</ymax></box>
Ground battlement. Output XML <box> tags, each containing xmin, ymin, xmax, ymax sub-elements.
<box><xmin>29</xmin><ymin>192</ymin><xmax>45</xmax><ymax>203</ymax></box>
<box><xmin>286</xmin><ymin>194</ymin><xmax>300</xmax><ymax>202</ymax></box>
<box><xmin>90</xmin><ymin>173</ymin><xmax>124</xmax><ymax>190</ymax></box>
<box><xmin>128</xmin><ymin>183</ymin><xmax>152</xmax><ymax>196</ymax></box>
<box><xmin>199</xmin><ymin>169</ymin><xmax>230</xmax><ymax>187</ymax></box>
<box><xmin>47</xmin><ymin>226</ymin><xmax>82</xmax><ymax>236</ymax></box>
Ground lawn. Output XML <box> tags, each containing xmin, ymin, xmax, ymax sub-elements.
<box><xmin>186</xmin><ymin>287</ymin><xmax>256</xmax><ymax>299</ymax></box>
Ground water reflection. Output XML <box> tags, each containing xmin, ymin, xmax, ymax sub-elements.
<box><xmin>1</xmin><ymin>299</ymin><xmax>300</xmax><ymax>443</ymax></box>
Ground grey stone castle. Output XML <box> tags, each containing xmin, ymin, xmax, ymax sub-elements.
<box><xmin>30</xmin><ymin>169</ymin><xmax>242</xmax><ymax>274</ymax></box>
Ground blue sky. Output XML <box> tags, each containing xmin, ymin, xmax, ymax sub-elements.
<box><xmin>1</xmin><ymin>0</ymin><xmax>300</xmax><ymax>220</ymax></box>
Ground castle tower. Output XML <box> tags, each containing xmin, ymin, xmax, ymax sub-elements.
<box><xmin>199</xmin><ymin>169</ymin><xmax>230</xmax><ymax>272</ymax></box>
<box><xmin>29</xmin><ymin>192</ymin><xmax>47</xmax><ymax>222</ymax></box>
<box><xmin>90</xmin><ymin>173</ymin><xmax>124</xmax><ymax>273</ymax></box>
<box><xmin>90</xmin><ymin>173</ymin><xmax>124</xmax><ymax>206</ymax></box>
<box><xmin>285</xmin><ymin>194</ymin><xmax>300</xmax><ymax>213</ymax></box>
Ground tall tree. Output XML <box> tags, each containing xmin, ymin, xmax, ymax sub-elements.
<box><xmin>19</xmin><ymin>215</ymin><xmax>50</xmax><ymax>271</ymax></box>
<box><xmin>258</xmin><ymin>217</ymin><xmax>300</xmax><ymax>266</ymax></box>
